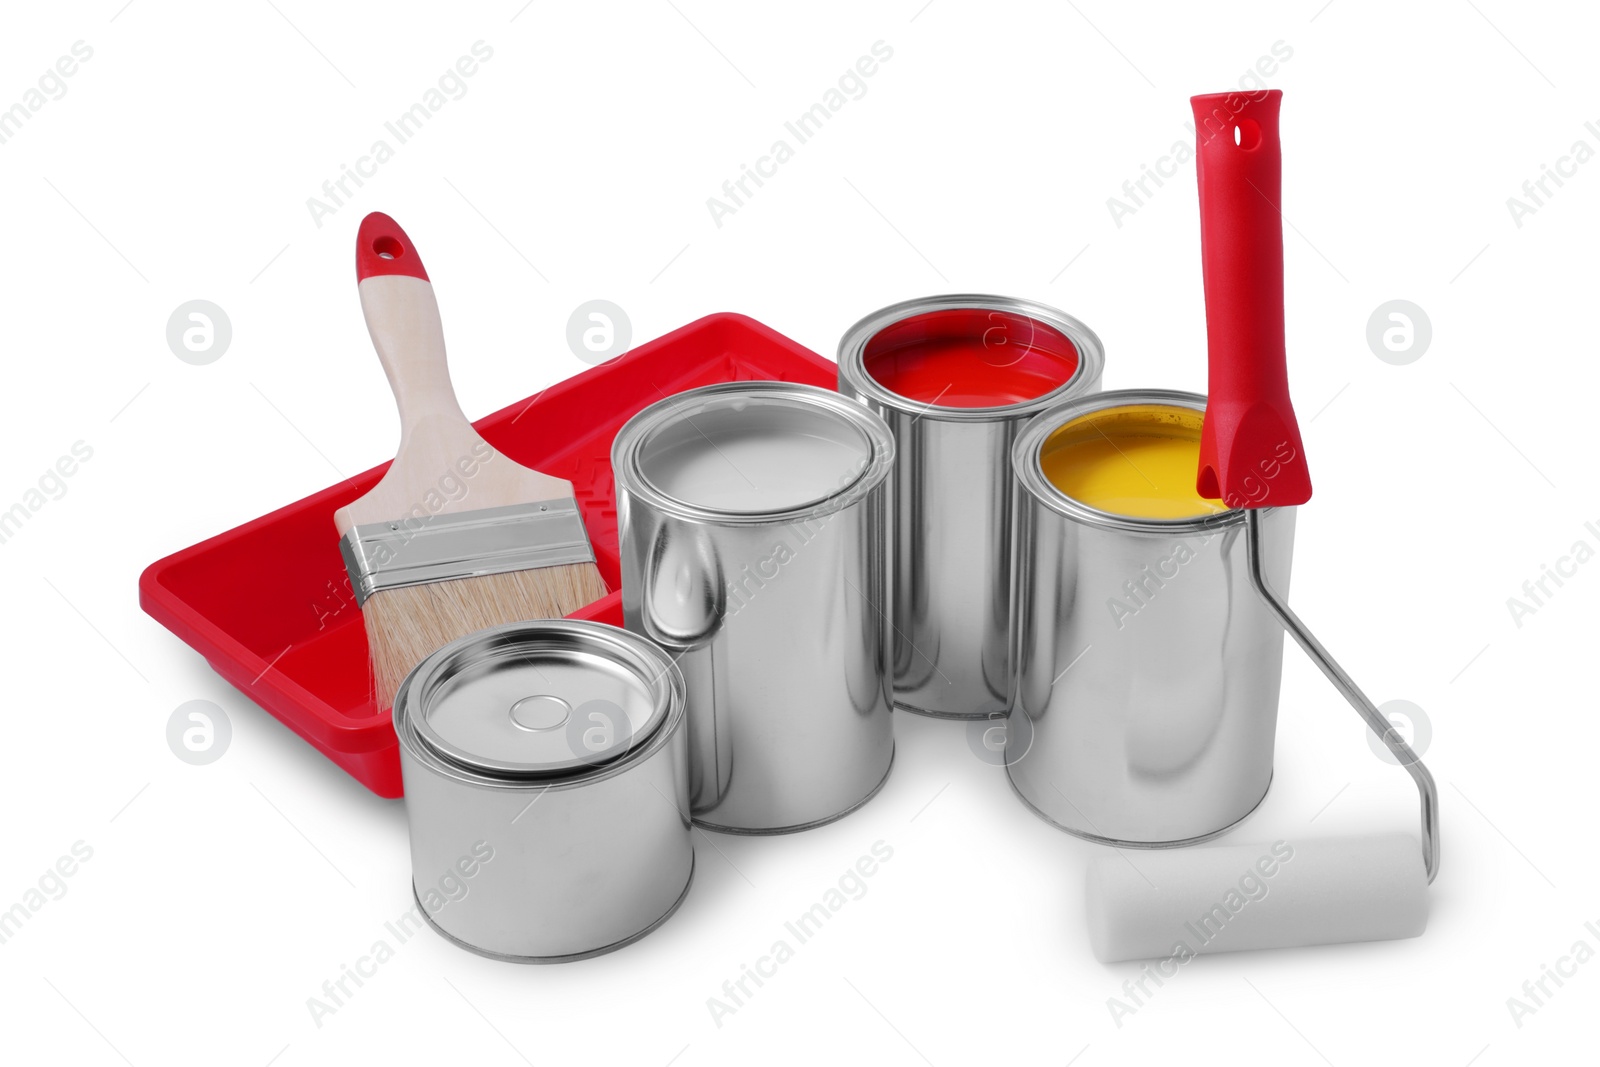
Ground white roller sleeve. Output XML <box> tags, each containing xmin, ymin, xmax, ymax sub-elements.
<box><xmin>1085</xmin><ymin>834</ymin><xmax>1428</xmax><ymax>962</ymax></box>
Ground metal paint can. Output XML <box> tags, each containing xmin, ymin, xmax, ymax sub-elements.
<box><xmin>394</xmin><ymin>619</ymin><xmax>692</xmax><ymax>961</ymax></box>
<box><xmin>613</xmin><ymin>382</ymin><xmax>896</xmax><ymax>834</ymax></box>
<box><xmin>838</xmin><ymin>295</ymin><xmax>1105</xmax><ymax>720</ymax></box>
<box><xmin>1005</xmin><ymin>390</ymin><xmax>1296</xmax><ymax>846</ymax></box>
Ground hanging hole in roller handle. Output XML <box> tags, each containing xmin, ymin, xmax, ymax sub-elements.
<box><xmin>373</xmin><ymin>235</ymin><xmax>404</xmax><ymax>261</ymax></box>
<box><xmin>1232</xmin><ymin>119</ymin><xmax>1262</xmax><ymax>150</ymax></box>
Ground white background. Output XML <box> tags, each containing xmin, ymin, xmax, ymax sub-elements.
<box><xmin>1</xmin><ymin>1</ymin><xmax>1594</xmax><ymax>1064</ymax></box>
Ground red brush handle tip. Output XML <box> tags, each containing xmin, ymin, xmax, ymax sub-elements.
<box><xmin>356</xmin><ymin>212</ymin><xmax>429</xmax><ymax>282</ymax></box>
<box><xmin>1191</xmin><ymin>89</ymin><xmax>1311</xmax><ymax>510</ymax></box>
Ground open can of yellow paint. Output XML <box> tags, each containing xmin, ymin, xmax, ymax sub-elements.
<box><xmin>1004</xmin><ymin>389</ymin><xmax>1296</xmax><ymax>846</ymax></box>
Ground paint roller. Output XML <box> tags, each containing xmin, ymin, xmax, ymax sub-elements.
<box><xmin>1084</xmin><ymin>90</ymin><xmax>1440</xmax><ymax>962</ymax></box>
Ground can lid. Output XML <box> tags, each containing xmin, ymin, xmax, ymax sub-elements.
<box><xmin>404</xmin><ymin>622</ymin><xmax>672</xmax><ymax>778</ymax></box>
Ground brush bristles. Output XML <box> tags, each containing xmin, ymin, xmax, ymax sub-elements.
<box><xmin>363</xmin><ymin>562</ymin><xmax>610</xmax><ymax>714</ymax></box>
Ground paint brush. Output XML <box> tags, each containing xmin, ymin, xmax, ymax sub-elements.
<box><xmin>335</xmin><ymin>212</ymin><xmax>608</xmax><ymax>712</ymax></box>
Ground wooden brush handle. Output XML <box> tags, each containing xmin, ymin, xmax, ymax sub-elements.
<box><xmin>357</xmin><ymin>224</ymin><xmax>464</xmax><ymax>432</ymax></box>
<box><xmin>334</xmin><ymin>213</ymin><xmax>572</xmax><ymax>536</ymax></box>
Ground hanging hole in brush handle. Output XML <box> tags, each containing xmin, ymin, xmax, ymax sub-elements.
<box><xmin>357</xmin><ymin>212</ymin><xmax>430</xmax><ymax>281</ymax></box>
<box><xmin>1192</xmin><ymin>90</ymin><xmax>1439</xmax><ymax>884</ymax></box>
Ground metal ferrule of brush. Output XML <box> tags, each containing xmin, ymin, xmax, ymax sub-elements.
<box><xmin>339</xmin><ymin>499</ymin><xmax>596</xmax><ymax>605</ymax></box>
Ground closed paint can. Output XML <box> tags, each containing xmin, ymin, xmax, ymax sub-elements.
<box><xmin>1005</xmin><ymin>390</ymin><xmax>1296</xmax><ymax>846</ymax></box>
<box><xmin>613</xmin><ymin>382</ymin><xmax>896</xmax><ymax>834</ymax></box>
<box><xmin>394</xmin><ymin>619</ymin><xmax>692</xmax><ymax>961</ymax></box>
<box><xmin>838</xmin><ymin>295</ymin><xmax>1105</xmax><ymax>720</ymax></box>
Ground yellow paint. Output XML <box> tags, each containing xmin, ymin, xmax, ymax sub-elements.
<box><xmin>1040</xmin><ymin>404</ymin><xmax>1227</xmax><ymax>519</ymax></box>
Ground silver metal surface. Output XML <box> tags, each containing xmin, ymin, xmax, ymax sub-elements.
<box><xmin>341</xmin><ymin>499</ymin><xmax>595</xmax><ymax>605</ymax></box>
<box><xmin>394</xmin><ymin>619</ymin><xmax>692</xmax><ymax>962</ymax></box>
<box><xmin>1244</xmin><ymin>509</ymin><xmax>1440</xmax><ymax>883</ymax></box>
<box><xmin>613</xmin><ymin>382</ymin><xmax>896</xmax><ymax>834</ymax></box>
<box><xmin>411</xmin><ymin>869</ymin><xmax>694</xmax><ymax>964</ymax></box>
<box><xmin>838</xmin><ymin>295</ymin><xmax>1104</xmax><ymax>720</ymax></box>
<box><xmin>411</xmin><ymin>624</ymin><xmax>671</xmax><ymax>778</ymax></box>
<box><xmin>1004</xmin><ymin>390</ymin><xmax>1295</xmax><ymax>846</ymax></box>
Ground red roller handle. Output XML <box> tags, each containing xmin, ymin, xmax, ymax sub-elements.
<box><xmin>356</xmin><ymin>211</ymin><xmax>429</xmax><ymax>282</ymax></box>
<box><xmin>1192</xmin><ymin>90</ymin><xmax>1311</xmax><ymax>510</ymax></box>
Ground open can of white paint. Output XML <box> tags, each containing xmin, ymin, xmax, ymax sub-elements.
<box><xmin>613</xmin><ymin>382</ymin><xmax>897</xmax><ymax>834</ymax></box>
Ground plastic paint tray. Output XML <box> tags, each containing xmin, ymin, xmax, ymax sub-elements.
<box><xmin>139</xmin><ymin>313</ymin><xmax>838</xmax><ymax>798</ymax></box>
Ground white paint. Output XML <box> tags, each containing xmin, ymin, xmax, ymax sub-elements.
<box><xmin>639</xmin><ymin>400</ymin><xmax>869</xmax><ymax>512</ymax></box>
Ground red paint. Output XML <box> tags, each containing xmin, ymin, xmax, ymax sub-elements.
<box><xmin>355</xmin><ymin>211</ymin><xmax>430</xmax><ymax>282</ymax></box>
<box><xmin>862</xmin><ymin>308</ymin><xmax>1079</xmax><ymax>407</ymax></box>
<box><xmin>139</xmin><ymin>314</ymin><xmax>838</xmax><ymax>798</ymax></box>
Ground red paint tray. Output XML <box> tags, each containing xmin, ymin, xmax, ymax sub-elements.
<box><xmin>140</xmin><ymin>313</ymin><xmax>837</xmax><ymax>798</ymax></box>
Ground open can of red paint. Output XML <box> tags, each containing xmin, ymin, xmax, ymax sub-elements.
<box><xmin>838</xmin><ymin>296</ymin><xmax>1104</xmax><ymax>719</ymax></box>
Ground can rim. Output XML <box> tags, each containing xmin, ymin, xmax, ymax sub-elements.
<box><xmin>1012</xmin><ymin>388</ymin><xmax>1259</xmax><ymax>534</ymax></box>
<box><xmin>611</xmin><ymin>381</ymin><xmax>895</xmax><ymax>527</ymax></box>
<box><xmin>836</xmin><ymin>294</ymin><xmax>1106</xmax><ymax>423</ymax></box>
<box><xmin>393</xmin><ymin>619</ymin><xmax>685</xmax><ymax>785</ymax></box>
